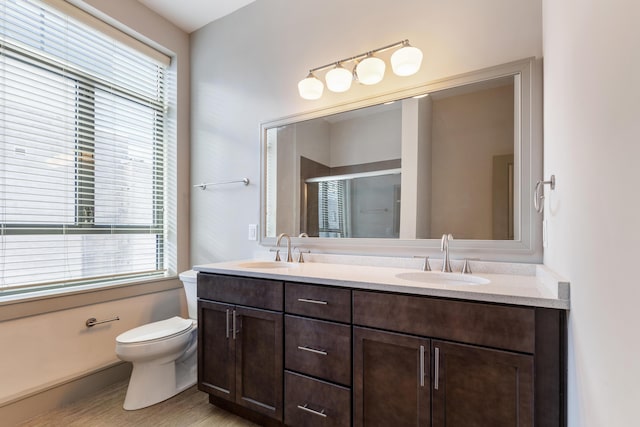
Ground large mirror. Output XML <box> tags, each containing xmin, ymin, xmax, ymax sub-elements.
<box><xmin>261</xmin><ymin>58</ymin><xmax>542</xmax><ymax>261</ymax></box>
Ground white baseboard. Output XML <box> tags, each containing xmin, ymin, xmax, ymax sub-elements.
<box><xmin>1</xmin><ymin>362</ymin><xmax>131</xmax><ymax>426</ymax></box>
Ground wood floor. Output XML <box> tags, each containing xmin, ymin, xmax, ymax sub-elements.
<box><xmin>19</xmin><ymin>381</ymin><xmax>257</xmax><ymax>427</ymax></box>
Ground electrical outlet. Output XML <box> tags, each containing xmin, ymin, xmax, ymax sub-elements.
<box><xmin>248</xmin><ymin>224</ymin><xmax>257</xmax><ymax>241</ymax></box>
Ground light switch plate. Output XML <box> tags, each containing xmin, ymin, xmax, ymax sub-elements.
<box><xmin>248</xmin><ymin>224</ymin><xmax>257</xmax><ymax>241</ymax></box>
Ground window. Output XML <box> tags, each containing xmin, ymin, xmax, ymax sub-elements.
<box><xmin>318</xmin><ymin>180</ymin><xmax>347</xmax><ymax>237</ymax></box>
<box><xmin>0</xmin><ymin>0</ymin><xmax>172</xmax><ymax>294</ymax></box>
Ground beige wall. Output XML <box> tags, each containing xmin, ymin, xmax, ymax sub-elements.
<box><xmin>190</xmin><ymin>0</ymin><xmax>542</xmax><ymax>263</ymax></box>
<box><xmin>0</xmin><ymin>287</ymin><xmax>184</xmax><ymax>405</ymax></box>
<box><xmin>0</xmin><ymin>0</ymin><xmax>190</xmax><ymax>422</ymax></box>
<box><xmin>430</xmin><ymin>84</ymin><xmax>514</xmax><ymax>239</ymax></box>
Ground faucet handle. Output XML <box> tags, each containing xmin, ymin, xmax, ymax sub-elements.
<box><xmin>413</xmin><ymin>255</ymin><xmax>431</xmax><ymax>271</ymax></box>
<box><xmin>461</xmin><ymin>259</ymin><xmax>472</xmax><ymax>274</ymax></box>
<box><xmin>294</xmin><ymin>248</ymin><xmax>310</xmax><ymax>263</ymax></box>
<box><xmin>274</xmin><ymin>249</ymin><xmax>281</xmax><ymax>262</ymax></box>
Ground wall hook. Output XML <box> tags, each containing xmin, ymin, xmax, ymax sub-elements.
<box><xmin>534</xmin><ymin>174</ymin><xmax>555</xmax><ymax>213</ymax></box>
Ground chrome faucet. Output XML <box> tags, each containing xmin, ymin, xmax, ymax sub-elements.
<box><xmin>440</xmin><ymin>233</ymin><xmax>453</xmax><ymax>272</ymax></box>
<box><xmin>276</xmin><ymin>233</ymin><xmax>293</xmax><ymax>262</ymax></box>
<box><xmin>296</xmin><ymin>233</ymin><xmax>309</xmax><ymax>263</ymax></box>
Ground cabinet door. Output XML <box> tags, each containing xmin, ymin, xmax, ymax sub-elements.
<box><xmin>235</xmin><ymin>305</ymin><xmax>284</xmax><ymax>421</ymax></box>
<box><xmin>354</xmin><ymin>327</ymin><xmax>430</xmax><ymax>427</ymax></box>
<box><xmin>198</xmin><ymin>300</ymin><xmax>235</xmax><ymax>400</ymax></box>
<box><xmin>432</xmin><ymin>340</ymin><xmax>534</xmax><ymax>427</ymax></box>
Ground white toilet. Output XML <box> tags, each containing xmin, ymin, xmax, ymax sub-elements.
<box><xmin>115</xmin><ymin>270</ymin><xmax>198</xmax><ymax>410</ymax></box>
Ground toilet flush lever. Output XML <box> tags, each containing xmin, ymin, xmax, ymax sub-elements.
<box><xmin>85</xmin><ymin>316</ymin><xmax>120</xmax><ymax>328</ymax></box>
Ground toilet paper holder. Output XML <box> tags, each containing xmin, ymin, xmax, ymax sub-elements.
<box><xmin>86</xmin><ymin>316</ymin><xmax>120</xmax><ymax>328</ymax></box>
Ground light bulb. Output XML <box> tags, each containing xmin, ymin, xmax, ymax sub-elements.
<box><xmin>325</xmin><ymin>64</ymin><xmax>353</xmax><ymax>93</ymax></box>
<box><xmin>298</xmin><ymin>73</ymin><xmax>324</xmax><ymax>100</ymax></box>
<box><xmin>356</xmin><ymin>56</ymin><xmax>385</xmax><ymax>85</ymax></box>
<box><xmin>391</xmin><ymin>45</ymin><xmax>423</xmax><ymax>77</ymax></box>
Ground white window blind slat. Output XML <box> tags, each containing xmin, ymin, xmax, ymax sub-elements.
<box><xmin>0</xmin><ymin>0</ymin><xmax>169</xmax><ymax>293</ymax></box>
<box><xmin>318</xmin><ymin>180</ymin><xmax>347</xmax><ymax>238</ymax></box>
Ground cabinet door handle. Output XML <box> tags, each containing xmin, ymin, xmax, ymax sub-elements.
<box><xmin>434</xmin><ymin>346</ymin><xmax>440</xmax><ymax>390</ymax></box>
<box><xmin>419</xmin><ymin>345</ymin><xmax>425</xmax><ymax>387</ymax></box>
<box><xmin>232</xmin><ymin>310</ymin><xmax>237</xmax><ymax>340</ymax></box>
<box><xmin>225</xmin><ymin>309</ymin><xmax>230</xmax><ymax>339</ymax></box>
<box><xmin>297</xmin><ymin>403</ymin><xmax>327</xmax><ymax>418</ymax></box>
<box><xmin>297</xmin><ymin>345</ymin><xmax>328</xmax><ymax>356</ymax></box>
<box><xmin>297</xmin><ymin>298</ymin><xmax>328</xmax><ymax>305</ymax></box>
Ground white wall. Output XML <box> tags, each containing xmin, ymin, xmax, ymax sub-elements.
<box><xmin>329</xmin><ymin>108</ymin><xmax>401</xmax><ymax>167</ymax></box>
<box><xmin>542</xmin><ymin>0</ymin><xmax>640</xmax><ymax>425</ymax></box>
<box><xmin>190</xmin><ymin>0</ymin><xmax>542</xmax><ymax>264</ymax></box>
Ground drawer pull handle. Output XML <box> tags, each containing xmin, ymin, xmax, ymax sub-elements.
<box><xmin>434</xmin><ymin>346</ymin><xmax>440</xmax><ymax>390</ymax></box>
<box><xmin>297</xmin><ymin>298</ymin><xmax>328</xmax><ymax>305</ymax></box>
<box><xmin>297</xmin><ymin>345</ymin><xmax>328</xmax><ymax>356</ymax></box>
<box><xmin>297</xmin><ymin>403</ymin><xmax>327</xmax><ymax>418</ymax></box>
<box><xmin>225</xmin><ymin>309</ymin><xmax>230</xmax><ymax>339</ymax></box>
<box><xmin>232</xmin><ymin>310</ymin><xmax>237</xmax><ymax>340</ymax></box>
<box><xmin>419</xmin><ymin>345</ymin><xmax>425</xmax><ymax>387</ymax></box>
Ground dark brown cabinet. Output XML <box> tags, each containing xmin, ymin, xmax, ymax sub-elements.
<box><xmin>431</xmin><ymin>340</ymin><xmax>534</xmax><ymax>427</ymax></box>
<box><xmin>284</xmin><ymin>282</ymin><xmax>352</xmax><ymax>427</ymax></box>
<box><xmin>198</xmin><ymin>273</ymin><xmax>565</xmax><ymax>427</ymax></box>
<box><xmin>353</xmin><ymin>327</ymin><xmax>431</xmax><ymax>427</ymax></box>
<box><xmin>353</xmin><ymin>325</ymin><xmax>534</xmax><ymax>427</ymax></box>
<box><xmin>285</xmin><ymin>315</ymin><xmax>351</xmax><ymax>386</ymax></box>
<box><xmin>284</xmin><ymin>371</ymin><xmax>351</xmax><ymax>427</ymax></box>
<box><xmin>198</xmin><ymin>274</ymin><xmax>284</xmax><ymax>422</ymax></box>
<box><xmin>353</xmin><ymin>290</ymin><xmax>564</xmax><ymax>427</ymax></box>
<box><xmin>198</xmin><ymin>300</ymin><xmax>235</xmax><ymax>399</ymax></box>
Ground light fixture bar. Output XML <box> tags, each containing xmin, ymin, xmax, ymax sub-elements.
<box><xmin>298</xmin><ymin>39</ymin><xmax>423</xmax><ymax>100</ymax></box>
<box><xmin>307</xmin><ymin>39</ymin><xmax>409</xmax><ymax>74</ymax></box>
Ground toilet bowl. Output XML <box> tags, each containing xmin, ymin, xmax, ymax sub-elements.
<box><xmin>115</xmin><ymin>270</ymin><xmax>198</xmax><ymax>410</ymax></box>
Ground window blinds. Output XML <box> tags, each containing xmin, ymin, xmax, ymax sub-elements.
<box><xmin>318</xmin><ymin>180</ymin><xmax>346</xmax><ymax>238</ymax></box>
<box><xmin>0</xmin><ymin>0</ymin><xmax>169</xmax><ymax>293</ymax></box>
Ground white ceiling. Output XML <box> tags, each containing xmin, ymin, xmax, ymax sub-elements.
<box><xmin>137</xmin><ymin>0</ymin><xmax>257</xmax><ymax>33</ymax></box>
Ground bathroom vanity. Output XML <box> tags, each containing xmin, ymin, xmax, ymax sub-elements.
<box><xmin>194</xmin><ymin>259</ymin><xmax>568</xmax><ymax>427</ymax></box>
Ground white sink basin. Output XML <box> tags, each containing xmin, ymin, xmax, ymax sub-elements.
<box><xmin>395</xmin><ymin>271</ymin><xmax>490</xmax><ymax>286</ymax></box>
<box><xmin>236</xmin><ymin>261</ymin><xmax>300</xmax><ymax>269</ymax></box>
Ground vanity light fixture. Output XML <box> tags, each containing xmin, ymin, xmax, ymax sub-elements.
<box><xmin>325</xmin><ymin>63</ymin><xmax>353</xmax><ymax>92</ymax></box>
<box><xmin>356</xmin><ymin>54</ymin><xmax>386</xmax><ymax>85</ymax></box>
<box><xmin>391</xmin><ymin>40</ymin><xmax>424</xmax><ymax>76</ymax></box>
<box><xmin>297</xmin><ymin>72</ymin><xmax>324</xmax><ymax>100</ymax></box>
<box><xmin>298</xmin><ymin>39</ymin><xmax>423</xmax><ymax>100</ymax></box>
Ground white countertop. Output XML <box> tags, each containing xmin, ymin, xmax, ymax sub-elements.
<box><xmin>194</xmin><ymin>255</ymin><xmax>570</xmax><ymax>310</ymax></box>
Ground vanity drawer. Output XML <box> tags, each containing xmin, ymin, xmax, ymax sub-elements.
<box><xmin>285</xmin><ymin>282</ymin><xmax>351</xmax><ymax>323</ymax></box>
<box><xmin>285</xmin><ymin>315</ymin><xmax>351</xmax><ymax>386</ymax></box>
<box><xmin>353</xmin><ymin>290</ymin><xmax>535</xmax><ymax>353</ymax></box>
<box><xmin>197</xmin><ymin>273</ymin><xmax>283</xmax><ymax>311</ymax></box>
<box><xmin>285</xmin><ymin>371</ymin><xmax>351</xmax><ymax>427</ymax></box>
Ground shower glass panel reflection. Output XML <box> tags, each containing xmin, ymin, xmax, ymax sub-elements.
<box><xmin>304</xmin><ymin>170</ymin><xmax>401</xmax><ymax>238</ymax></box>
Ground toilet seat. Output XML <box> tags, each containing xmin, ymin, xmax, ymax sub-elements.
<box><xmin>116</xmin><ymin>316</ymin><xmax>194</xmax><ymax>344</ymax></box>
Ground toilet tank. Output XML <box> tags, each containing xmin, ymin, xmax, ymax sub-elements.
<box><xmin>179</xmin><ymin>270</ymin><xmax>198</xmax><ymax>320</ymax></box>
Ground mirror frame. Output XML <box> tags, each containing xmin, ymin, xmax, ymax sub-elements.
<box><xmin>260</xmin><ymin>57</ymin><xmax>542</xmax><ymax>262</ymax></box>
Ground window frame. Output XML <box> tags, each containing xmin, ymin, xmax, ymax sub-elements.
<box><xmin>0</xmin><ymin>4</ymin><xmax>170</xmax><ymax>293</ymax></box>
